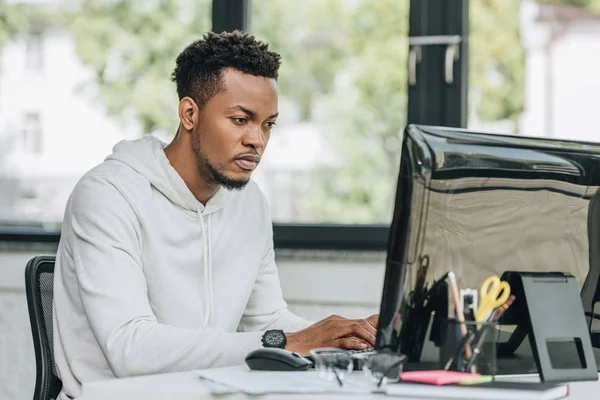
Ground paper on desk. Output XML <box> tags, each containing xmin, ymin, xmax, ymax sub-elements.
<box><xmin>197</xmin><ymin>367</ymin><xmax>375</xmax><ymax>395</ymax></box>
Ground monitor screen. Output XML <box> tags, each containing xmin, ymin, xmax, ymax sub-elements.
<box><xmin>375</xmin><ymin>124</ymin><xmax>600</xmax><ymax>370</ymax></box>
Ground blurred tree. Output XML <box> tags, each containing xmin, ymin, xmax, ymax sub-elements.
<box><xmin>0</xmin><ymin>2</ymin><xmax>29</xmax><ymax>46</ymax></box>
<box><xmin>252</xmin><ymin>0</ymin><xmax>407</xmax><ymax>223</ymax></box>
<box><xmin>294</xmin><ymin>0</ymin><xmax>409</xmax><ymax>223</ymax></box>
<box><xmin>0</xmin><ymin>2</ymin><xmax>60</xmax><ymax>47</ymax></box>
<box><xmin>542</xmin><ymin>0</ymin><xmax>600</xmax><ymax>12</ymax></box>
<box><xmin>469</xmin><ymin>0</ymin><xmax>525</xmax><ymax>127</ymax></box>
<box><xmin>61</xmin><ymin>0</ymin><xmax>211</xmax><ymax>134</ymax></box>
<box><xmin>252</xmin><ymin>0</ymin><xmax>348</xmax><ymax>121</ymax></box>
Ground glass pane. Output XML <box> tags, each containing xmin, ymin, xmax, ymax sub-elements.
<box><xmin>468</xmin><ymin>0</ymin><xmax>600</xmax><ymax>144</ymax></box>
<box><xmin>0</xmin><ymin>0</ymin><xmax>211</xmax><ymax>228</ymax></box>
<box><xmin>251</xmin><ymin>0</ymin><xmax>409</xmax><ymax>224</ymax></box>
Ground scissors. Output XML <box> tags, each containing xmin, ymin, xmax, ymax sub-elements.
<box><xmin>474</xmin><ymin>275</ymin><xmax>511</xmax><ymax>322</ymax></box>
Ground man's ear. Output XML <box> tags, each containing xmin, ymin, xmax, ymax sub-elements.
<box><xmin>178</xmin><ymin>97</ymin><xmax>198</xmax><ymax>131</ymax></box>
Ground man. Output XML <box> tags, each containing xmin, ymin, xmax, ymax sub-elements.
<box><xmin>53</xmin><ymin>31</ymin><xmax>377</xmax><ymax>400</ymax></box>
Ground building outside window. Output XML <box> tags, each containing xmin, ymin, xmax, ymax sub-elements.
<box><xmin>21</xmin><ymin>111</ymin><xmax>42</xmax><ymax>154</ymax></box>
<box><xmin>25</xmin><ymin>31</ymin><xmax>44</xmax><ymax>71</ymax></box>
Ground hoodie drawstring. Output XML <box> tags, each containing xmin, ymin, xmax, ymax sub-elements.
<box><xmin>198</xmin><ymin>210</ymin><xmax>214</xmax><ymax>328</ymax></box>
<box><xmin>207</xmin><ymin>214</ymin><xmax>215</xmax><ymax>320</ymax></box>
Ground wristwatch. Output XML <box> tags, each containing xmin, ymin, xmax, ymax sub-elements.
<box><xmin>261</xmin><ymin>329</ymin><xmax>287</xmax><ymax>349</ymax></box>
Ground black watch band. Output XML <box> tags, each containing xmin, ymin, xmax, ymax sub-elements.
<box><xmin>261</xmin><ymin>329</ymin><xmax>287</xmax><ymax>349</ymax></box>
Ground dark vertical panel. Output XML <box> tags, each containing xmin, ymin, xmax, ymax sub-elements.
<box><xmin>444</xmin><ymin>0</ymin><xmax>469</xmax><ymax>128</ymax></box>
<box><xmin>212</xmin><ymin>0</ymin><xmax>251</xmax><ymax>33</ymax></box>
<box><xmin>407</xmin><ymin>0</ymin><xmax>468</xmax><ymax>128</ymax></box>
<box><xmin>407</xmin><ymin>0</ymin><xmax>427</xmax><ymax>126</ymax></box>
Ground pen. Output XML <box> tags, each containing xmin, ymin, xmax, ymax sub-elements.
<box><xmin>490</xmin><ymin>294</ymin><xmax>515</xmax><ymax>323</ymax></box>
<box><xmin>447</xmin><ymin>272</ymin><xmax>472</xmax><ymax>360</ymax></box>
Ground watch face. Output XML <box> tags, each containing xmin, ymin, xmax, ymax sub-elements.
<box><xmin>264</xmin><ymin>330</ymin><xmax>285</xmax><ymax>347</ymax></box>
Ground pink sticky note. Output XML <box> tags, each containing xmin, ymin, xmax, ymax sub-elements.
<box><xmin>400</xmin><ymin>370</ymin><xmax>480</xmax><ymax>385</ymax></box>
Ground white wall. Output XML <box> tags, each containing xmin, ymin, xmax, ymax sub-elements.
<box><xmin>0</xmin><ymin>248</ymin><xmax>384</xmax><ymax>400</ymax></box>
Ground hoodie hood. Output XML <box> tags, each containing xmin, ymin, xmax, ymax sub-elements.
<box><xmin>105</xmin><ymin>135</ymin><xmax>231</xmax><ymax>328</ymax></box>
<box><xmin>105</xmin><ymin>135</ymin><xmax>230</xmax><ymax>215</ymax></box>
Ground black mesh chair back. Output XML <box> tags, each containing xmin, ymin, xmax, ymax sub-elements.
<box><xmin>25</xmin><ymin>256</ymin><xmax>62</xmax><ymax>400</ymax></box>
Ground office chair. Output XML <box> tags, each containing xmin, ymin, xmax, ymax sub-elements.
<box><xmin>25</xmin><ymin>256</ymin><xmax>62</xmax><ymax>400</ymax></box>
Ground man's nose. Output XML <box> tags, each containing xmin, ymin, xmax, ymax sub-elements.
<box><xmin>243</xmin><ymin>125</ymin><xmax>265</xmax><ymax>149</ymax></box>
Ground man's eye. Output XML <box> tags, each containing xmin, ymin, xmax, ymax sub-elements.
<box><xmin>232</xmin><ymin>117</ymin><xmax>247</xmax><ymax>124</ymax></box>
<box><xmin>265</xmin><ymin>121</ymin><xmax>277</xmax><ymax>129</ymax></box>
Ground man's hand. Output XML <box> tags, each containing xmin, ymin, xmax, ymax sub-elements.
<box><xmin>366</xmin><ymin>314</ymin><xmax>378</xmax><ymax>330</ymax></box>
<box><xmin>285</xmin><ymin>314</ymin><xmax>380</xmax><ymax>355</ymax></box>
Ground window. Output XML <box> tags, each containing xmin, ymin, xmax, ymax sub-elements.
<box><xmin>21</xmin><ymin>112</ymin><xmax>42</xmax><ymax>154</ymax></box>
<box><xmin>250</xmin><ymin>0</ymin><xmax>410</xmax><ymax>224</ymax></box>
<box><xmin>25</xmin><ymin>32</ymin><xmax>44</xmax><ymax>71</ymax></box>
<box><xmin>0</xmin><ymin>0</ymin><xmax>445</xmax><ymax>243</ymax></box>
<box><xmin>0</xmin><ymin>0</ymin><xmax>212</xmax><ymax>228</ymax></box>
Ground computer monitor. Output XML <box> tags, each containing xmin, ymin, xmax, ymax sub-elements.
<box><xmin>374</xmin><ymin>124</ymin><xmax>600</xmax><ymax>371</ymax></box>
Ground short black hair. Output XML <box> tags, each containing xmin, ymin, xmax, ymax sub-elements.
<box><xmin>171</xmin><ymin>31</ymin><xmax>282</xmax><ymax>109</ymax></box>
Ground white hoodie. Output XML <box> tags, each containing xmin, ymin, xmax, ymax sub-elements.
<box><xmin>53</xmin><ymin>136</ymin><xmax>311</xmax><ymax>399</ymax></box>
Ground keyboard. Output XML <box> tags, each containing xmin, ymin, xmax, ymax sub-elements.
<box><xmin>349</xmin><ymin>348</ymin><xmax>377</xmax><ymax>369</ymax></box>
<box><xmin>349</xmin><ymin>347</ymin><xmax>377</xmax><ymax>358</ymax></box>
<box><xmin>305</xmin><ymin>348</ymin><xmax>377</xmax><ymax>370</ymax></box>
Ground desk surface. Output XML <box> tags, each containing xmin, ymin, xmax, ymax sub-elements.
<box><xmin>81</xmin><ymin>370</ymin><xmax>600</xmax><ymax>400</ymax></box>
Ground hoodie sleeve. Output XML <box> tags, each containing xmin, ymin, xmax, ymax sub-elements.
<box><xmin>237</xmin><ymin>191</ymin><xmax>314</xmax><ymax>334</ymax></box>
<box><xmin>66</xmin><ymin>176</ymin><xmax>264</xmax><ymax>377</ymax></box>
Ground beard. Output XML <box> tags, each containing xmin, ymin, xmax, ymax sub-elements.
<box><xmin>191</xmin><ymin>129</ymin><xmax>250</xmax><ymax>191</ymax></box>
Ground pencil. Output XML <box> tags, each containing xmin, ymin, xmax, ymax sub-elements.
<box><xmin>492</xmin><ymin>294</ymin><xmax>516</xmax><ymax>322</ymax></box>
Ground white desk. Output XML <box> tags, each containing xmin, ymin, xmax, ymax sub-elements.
<box><xmin>81</xmin><ymin>369</ymin><xmax>600</xmax><ymax>400</ymax></box>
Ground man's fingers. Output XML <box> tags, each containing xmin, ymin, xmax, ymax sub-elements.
<box><xmin>346</xmin><ymin>322</ymin><xmax>376</xmax><ymax>347</ymax></box>
<box><xmin>366</xmin><ymin>314</ymin><xmax>379</xmax><ymax>328</ymax></box>
<box><xmin>310</xmin><ymin>314</ymin><xmax>344</xmax><ymax>328</ymax></box>
<box><xmin>358</xmin><ymin>319</ymin><xmax>377</xmax><ymax>338</ymax></box>
<box><xmin>337</xmin><ymin>337</ymin><xmax>368</xmax><ymax>351</ymax></box>
<box><xmin>290</xmin><ymin>314</ymin><xmax>381</xmax><ymax>354</ymax></box>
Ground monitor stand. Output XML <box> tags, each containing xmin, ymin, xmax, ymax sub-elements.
<box><xmin>498</xmin><ymin>271</ymin><xmax>598</xmax><ymax>382</ymax></box>
<box><xmin>496</xmin><ymin>329</ymin><xmax>600</xmax><ymax>375</ymax></box>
